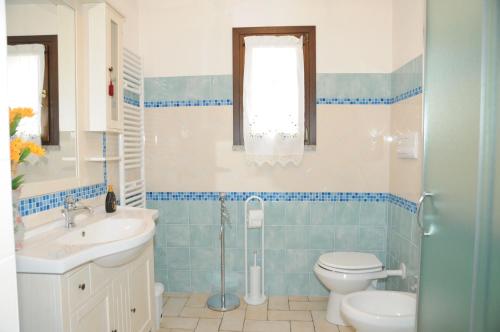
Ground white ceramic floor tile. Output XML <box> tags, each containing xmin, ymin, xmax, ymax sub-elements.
<box><xmin>243</xmin><ymin>320</ymin><xmax>290</xmax><ymax>332</ymax></box>
<box><xmin>195</xmin><ymin>318</ymin><xmax>221</xmax><ymax>332</ymax></box>
<box><xmin>220</xmin><ymin>309</ymin><xmax>246</xmax><ymax>331</ymax></box>
<box><xmin>290</xmin><ymin>301</ymin><xmax>327</xmax><ymax>311</ymax></box>
<box><xmin>268</xmin><ymin>296</ymin><xmax>289</xmax><ymax>310</ymax></box>
<box><xmin>268</xmin><ymin>310</ymin><xmax>312</xmax><ymax>321</ymax></box>
<box><xmin>186</xmin><ymin>293</ymin><xmax>210</xmax><ymax>308</ymax></box>
<box><xmin>292</xmin><ymin>321</ymin><xmax>315</xmax><ymax>332</ymax></box>
<box><xmin>161</xmin><ymin>317</ymin><xmax>199</xmax><ymax>330</ymax></box>
<box><xmin>164</xmin><ymin>297</ymin><xmax>189</xmax><ymax>316</ymax></box>
<box><xmin>181</xmin><ymin>307</ymin><xmax>223</xmax><ymax>319</ymax></box>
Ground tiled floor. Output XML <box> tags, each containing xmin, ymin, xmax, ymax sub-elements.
<box><xmin>159</xmin><ymin>293</ymin><xmax>355</xmax><ymax>332</ymax></box>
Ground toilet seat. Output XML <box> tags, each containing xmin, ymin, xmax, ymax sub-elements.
<box><xmin>317</xmin><ymin>252</ymin><xmax>383</xmax><ymax>274</ymax></box>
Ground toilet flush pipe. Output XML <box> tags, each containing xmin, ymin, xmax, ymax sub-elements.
<box><xmin>368</xmin><ymin>263</ymin><xmax>407</xmax><ymax>280</ymax></box>
<box><xmin>386</xmin><ymin>263</ymin><xmax>407</xmax><ymax>279</ymax></box>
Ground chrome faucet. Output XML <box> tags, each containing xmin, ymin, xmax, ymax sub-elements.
<box><xmin>62</xmin><ymin>195</ymin><xmax>93</xmax><ymax>228</ymax></box>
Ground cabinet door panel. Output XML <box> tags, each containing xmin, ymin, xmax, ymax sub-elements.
<box><xmin>129</xmin><ymin>257</ymin><xmax>152</xmax><ymax>332</ymax></box>
<box><xmin>112</xmin><ymin>272</ymin><xmax>131</xmax><ymax>332</ymax></box>
<box><xmin>70</xmin><ymin>287</ymin><xmax>112</xmax><ymax>332</ymax></box>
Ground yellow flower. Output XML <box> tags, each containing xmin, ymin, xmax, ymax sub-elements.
<box><xmin>24</xmin><ymin>141</ymin><xmax>45</xmax><ymax>156</ymax></box>
<box><xmin>9</xmin><ymin>108</ymin><xmax>34</xmax><ymax>124</ymax></box>
<box><xmin>9</xmin><ymin>138</ymin><xmax>45</xmax><ymax>163</ymax></box>
<box><xmin>10</xmin><ymin>138</ymin><xmax>23</xmax><ymax>162</ymax></box>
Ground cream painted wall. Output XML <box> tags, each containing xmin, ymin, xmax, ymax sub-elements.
<box><xmin>390</xmin><ymin>0</ymin><xmax>424</xmax><ymax>201</ymax></box>
<box><xmin>140</xmin><ymin>0</ymin><xmax>395</xmax><ymax>193</ymax></box>
<box><xmin>392</xmin><ymin>0</ymin><xmax>424</xmax><ymax>70</ymax></box>
<box><xmin>139</xmin><ymin>0</ymin><xmax>394</xmax><ymax>76</ymax></box>
<box><xmin>390</xmin><ymin>95</ymin><xmax>422</xmax><ymax>201</ymax></box>
<box><xmin>145</xmin><ymin>105</ymin><xmax>390</xmax><ymax>192</ymax></box>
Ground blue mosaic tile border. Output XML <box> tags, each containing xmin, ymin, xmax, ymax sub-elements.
<box><xmin>387</xmin><ymin>193</ymin><xmax>417</xmax><ymax>214</ymax></box>
<box><xmin>316</xmin><ymin>97</ymin><xmax>393</xmax><ymax>105</ymax></box>
<box><xmin>316</xmin><ymin>87</ymin><xmax>422</xmax><ymax>105</ymax></box>
<box><xmin>144</xmin><ymin>56</ymin><xmax>423</xmax><ymax>109</ymax></box>
<box><xmin>124</xmin><ymin>96</ymin><xmax>140</xmax><ymax>107</ymax></box>
<box><xmin>144</xmin><ymin>99</ymin><xmax>232</xmax><ymax>108</ymax></box>
<box><xmin>144</xmin><ymin>88</ymin><xmax>421</xmax><ymax>108</ymax></box>
<box><xmin>146</xmin><ymin>191</ymin><xmax>417</xmax><ymax>213</ymax></box>
<box><xmin>18</xmin><ymin>183</ymin><xmax>106</xmax><ymax>216</ymax></box>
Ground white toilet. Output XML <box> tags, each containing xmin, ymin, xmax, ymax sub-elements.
<box><xmin>313</xmin><ymin>252</ymin><xmax>406</xmax><ymax>325</ymax></box>
<box><xmin>341</xmin><ymin>290</ymin><xmax>416</xmax><ymax>332</ymax></box>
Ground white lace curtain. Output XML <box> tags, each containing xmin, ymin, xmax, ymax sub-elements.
<box><xmin>7</xmin><ymin>44</ymin><xmax>45</xmax><ymax>143</ymax></box>
<box><xmin>243</xmin><ymin>35</ymin><xmax>305</xmax><ymax>166</ymax></box>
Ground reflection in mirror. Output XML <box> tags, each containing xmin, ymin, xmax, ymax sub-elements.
<box><xmin>6</xmin><ymin>0</ymin><xmax>77</xmax><ymax>183</ymax></box>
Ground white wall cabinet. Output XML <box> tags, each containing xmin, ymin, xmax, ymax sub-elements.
<box><xmin>17</xmin><ymin>242</ymin><xmax>156</xmax><ymax>332</ymax></box>
<box><xmin>84</xmin><ymin>2</ymin><xmax>123</xmax><ymax>132</ymax></box>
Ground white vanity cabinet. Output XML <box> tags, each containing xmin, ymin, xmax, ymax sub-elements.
<box><xmin>84</xmin><ymin>2</ymin><xmax>123</xmax><ymax>132</ymax></box>
<box><xmin>17</xmin><ymin>241</ymin><xmax>156</xmax><ymax>332</ymax></box>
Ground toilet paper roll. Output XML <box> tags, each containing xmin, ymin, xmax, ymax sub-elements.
<box><xmin>248</xmin><ymin>210</ymin><xmax>263</xmax><ymax>228</ymax></box>
<box><xmin>249</xmin><ymin>265</ymin><xmax>261</xmax><ymax>298</ymax></box>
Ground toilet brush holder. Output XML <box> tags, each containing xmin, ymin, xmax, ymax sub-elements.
<box><xmin>244</xmin><ymin>196</ymin><xmax>266</xmax><ymax>305</ymax></box>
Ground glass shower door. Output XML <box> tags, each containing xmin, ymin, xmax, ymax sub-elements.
<box><xmin>418</xmin><ymin>0</ymin><xmax>500</xmax><ymax>331</ymax></box>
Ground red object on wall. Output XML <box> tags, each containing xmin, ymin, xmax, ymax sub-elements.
<box><xmin>108</xmin><ymin>79</ymin><xmax>114</xmax><ymax>97</ymax></box>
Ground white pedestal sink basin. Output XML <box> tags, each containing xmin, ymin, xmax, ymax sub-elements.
<box><xmin>16</xmin><ymin>206</ymin><xmax>157</xmax><ymax>273</ymax></box>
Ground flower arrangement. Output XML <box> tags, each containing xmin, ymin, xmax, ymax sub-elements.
<box><xmin>9</xmin><ymin>107</ymin><xmax>45</xmax><ymax>190</ymax></box>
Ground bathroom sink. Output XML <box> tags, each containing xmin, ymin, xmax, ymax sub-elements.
<box><xmin>57</xmin><ymin>217</ymin><xmax>144</xmax><ymax>246</ymax></box>
<box><xmin>16</xmin><ymin>206</ymin><xmax>158</xmax><ymax>273</ymax></box>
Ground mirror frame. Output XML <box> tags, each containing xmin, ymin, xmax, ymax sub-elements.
<box><xmin>18</xmin><ymin>0</ymin><xmax>82</xmax><ymax>199</ymax></box>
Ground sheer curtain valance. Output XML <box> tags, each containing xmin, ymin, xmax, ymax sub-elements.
<box><xmin>243</xmin><ymin>35</ymin><xmax>305</xmax><ymax>166</ymax></box>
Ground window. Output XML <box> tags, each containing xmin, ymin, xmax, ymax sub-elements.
<box><xmin>8</xmin><ymin>35</ymin><xmax>59</xmax><ymax>145</ymax></box>
<box><xmin>232</xmin><ymin>26</ymin><xmax>316</xmax><ymax>148</ymax></box>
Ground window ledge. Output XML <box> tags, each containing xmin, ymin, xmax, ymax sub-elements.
<box><xmin>232</xmin><ymin>145</ymin><xmax>316</xmax><ymax>151</ymax></box>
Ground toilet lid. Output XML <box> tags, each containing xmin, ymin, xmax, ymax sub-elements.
<box><xmin>318</xmin><ymin>252</ymin><xmax>383</xmax><ymax>272</ymax></box>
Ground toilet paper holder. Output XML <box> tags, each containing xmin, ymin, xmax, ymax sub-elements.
<box><xmin>244</xmin><ymin>196</ymin><xmax>266</xmax><ymax>305</ymax></box>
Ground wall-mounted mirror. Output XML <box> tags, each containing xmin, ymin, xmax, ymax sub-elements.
<box><xmin>6</xmin><ymin>0</ymin><xmax>77</xmax><ymax>183</ymax></box>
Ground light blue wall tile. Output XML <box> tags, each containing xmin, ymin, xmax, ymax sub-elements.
<box><xmin>151</xmin><ymin>197</ymin><xmax>402</xmax><ymax>295</ymax></box>
<box><xmin>359</xmin><ymin>227</ymin><xmax>386</xmax><ymax>251</ymax></box>
<box><xmin>227</xmin><ymin>248</ymin><xmax>245</xmax><ymax>272</ymax></box>
<box><xmin>190</xmin><ymin>271</ymin><xmax>213</xmax><ymax>292</ymax></box>
<box><xmin>265</xmin><ymin>226</ymin><xmax>286</xmax><ymax>249</ymax></box>
<box><xmin>308</xmin><ymin>226</ymin><xmax>334</xmax><ymax>249</ymax></box>
<box><xmin>285</xmin><ymin>202</ymin><xmax>310</xmax><ymax>225</ymax></box>
<box><xmin>225</xmin><ymin>224</ymin><xmax>244</xmax><ymax>249</ymax></box>
<box><xmin>265</xmin><ymin>202</ymin><xmax>286</xmax><ymax>225</ymax></box>
<box><xmin>211</xmin><ymin>75</ymin><xmax>233</xmax><ymax>100</ymax></box>
<box><xmin>167</xmin><ymin>270</ymin><xmax>191</xmax><ymax>292</ymax></box>
<box><xmin>165</xmin><ymin>247</ymin><xmax>190</xmax><ymax>269</ymax></box>
<box><xmin>264</xmin><ymin>249</ymin><xmax>286</xmax><ymax>273</ymax></box>
<box><xmin>309</xmin><ymin>202</ymin><xmax>335</xmax><ymax>225</ymax></box>
<box><xmin>266</xmin><ymin>273</ymin><xmax>287</xmax><ymax>295</ymax></box>
<box><xmin>191</xmin><ymin>247</ymin><xmax>218</xmax><ymax>270</ymax></box>
<box><xmin>286</xmin><ymin>273</ymin><xmax>310</xmax><ymax>295</ymax></box>
<box><xmin>227</xmin><ymin>272</ymin><xmax>245</xmax><ymax>293</ymax></box>
<box><xmin>317</xmin><ymin>73</ymin><xmax>391</xmax><ymax>99</ymax></box>
<box><xmin>165</xmin><ymin>224</ymin><xmax>190</xmax><ymax>247</ymax></box>
<box><xmin>309</xmin><ymin>273</ymin><xmax>329</xmax><ymax>296</ymax></box>
<box><xmin>160</xmin><ymin>201</ymin><xmax>189</xmax><ymax>224</ymax></box>
<box><xmin>155</xmin><ymin>268</ymin><xmax>168</xmax><ymax>289</ymax></box>
<box><xmin>154</xmin><ymin>224</ymin><xmax>168</xmax><ymax>247</ymax></box>
<box><xmin>285</xmin><ymin>226</ymin><xmax>309</xmax><ymax>249</ymax></box>
<box><xmin>285</xmin><ymin>249</ymin><xmax>310</xmax><ymax>273</ymax></box>
<box><xmin>359</xmin><ymin>202</ymin><xmax>387</xmax><ymax>226</ymax></box>
<box><xmin>335</xmin><ymin>201</ymin><xmax>360</xmax><ymax>225</ymax></box>
<box><xmin>190</xmin><ymin>225</ymin><xmax>217</xmax><ymax>247</ymax></box>
<box><xmin>391</xmin><ymin>55</ymin><xmax>423</xmax><ymax>97</ymax></box>
<box><xmin>189</xmin><ymin>201</ymin><xmax>217</xmax><ymax>224</ymax></box>
<box><xmin>334</xmin><ymin>226</ymin><xmax>359</xmax><ymax>250</ymax></box>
